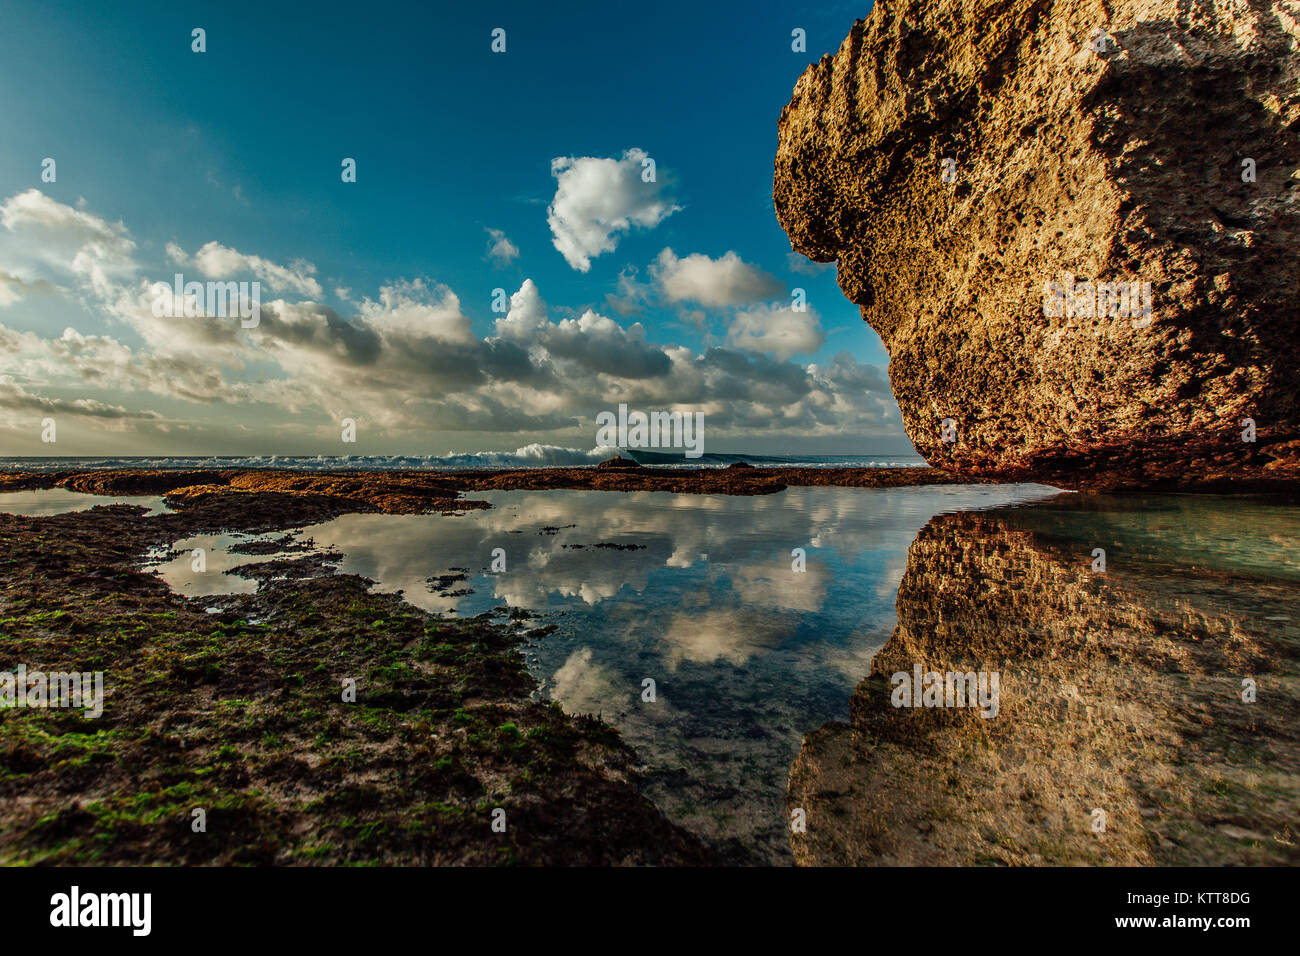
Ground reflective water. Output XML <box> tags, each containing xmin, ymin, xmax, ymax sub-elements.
<box><xmin>149</xmin><ymin>483</ymin><xmax>1059</xmax><ymax>862</ymax></box>
<box><xmin>0</xmin><ymin>489</ymin><xmax>170</xmax><ymax>516</ymax></box>
<box><xmin>788</xmin><ymin>493</ymin><xmax>1300</xmax><ymax>866</ymax></box>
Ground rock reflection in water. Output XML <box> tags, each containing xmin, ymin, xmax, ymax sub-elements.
<box><xmin>151</xmin><ymin>483</ymin><xmax>1059</xmax><ymax>864</ymax></box>
<box><xmin>788</xmin><ymin>494</ymin><xmax>1300</xmax><ymax>865</ymax></box>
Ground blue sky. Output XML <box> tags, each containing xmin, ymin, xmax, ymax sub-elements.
<box><xmin>0</xmin><ymin>0</ymin><xmax>907</xmax><ymax>458</ymax></box>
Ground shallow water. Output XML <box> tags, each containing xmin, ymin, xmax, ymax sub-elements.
<box><xmin>785</xmin><ymin>491</ymin><xmax>1300</xmax><ymax>865</ymax></box>
<box><xmin>148</xmin><ymin>482</ymin><xmax>1060</xmax><ymax>862</ymax></box>
<box><xmin>0</xmin><ymin>488</ymin><xmax>169</xmax><ymax>517</ymax></box>
<box><xmin>127</xmin><ymin>484</ymin><xmax>1300</xmax><ymax>862</ymax></box>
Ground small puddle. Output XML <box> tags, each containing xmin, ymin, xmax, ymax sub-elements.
<box><xmin>144</xmin><ymin>532</ymin><xmax>304</xmax><ymax>598</ymax></box>
<box><xmin>0</xmin><ymin>488</ymin><xmax>170</xmax><ymax>516</ymax></box>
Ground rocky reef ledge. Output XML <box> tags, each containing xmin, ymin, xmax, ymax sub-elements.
<box><xmin>0</xmin><ymin>463</ymin><xmax>989</xmax><ymax>515</ymax></box>
<box><xmin>775</xmin><ymin>1</ymin><xmax>1300</xmax><ymax>489</ymax></box>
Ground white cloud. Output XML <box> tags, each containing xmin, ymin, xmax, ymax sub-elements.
<box><xmin>485</xmin><ymin>228</ymin><xmax>519</xmax><ymax>267</ymax></box>
<box><xmin>0</xmin><ymin>271</ymin><xmax>42</xmax><ymax>308</ymax></box>
<box><xmin>181</xmin><ymin>241</ymin><xmax>323</xmax><ymax>298</ymax></box>
<box><xmin>545</xmin><ymin>648</ymin><xmax>633</xmax><ymax>716</ymax></box>
<box><xmin>0</xmin><ymin>280</ymin><xmax>20</xmax><ymax>308</ymax></box>
<box><xmin>0</xmin><ymin>188</ymin><xmax>136</xmax><ymax>297</ymax></box>
<box><xmin>546</xmin><ymin>148</ymin><xmax>678</xmax><ymax>272</ymax></box>
<box><xmin>0</xmin><ymin>191</ymin><xmax>901</xmax><ymax>449</ymax></box>
<box><xmin>653</xmin><ymin>248</ymin><xmax>784</xmax><ymax>307</ymax></box>
<box><xmin>495</xmin><ymin>279</ymin><xmax>669</xmax><ymax>378</ymax></box>
<box><xmin>494</xmin><ymin>278</ymin><xmax>548</xmax><ymax>340</ymax></box>
<box><xmin>356</xmin><ymin>278</ymin><xmax>474</xmax><ymax>344</ymax></box>
<box><xmin>727</xmin><ymin>302</ymin><xmax>825</xmax><ymax>360</ymax></box>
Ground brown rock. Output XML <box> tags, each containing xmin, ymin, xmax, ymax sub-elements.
<box><xmin>774</xmin><ymin>1</ymin><xmax>1300</xmax><ymax>489</ymax></box>
<box><xmin>595</xmin><ymin>455</ymin><xmax>643</xmax><ymax>470</ymax></box>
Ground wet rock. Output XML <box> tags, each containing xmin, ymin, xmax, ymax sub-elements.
<box><xmin>596</xmin><ymin>456</ymin><xmax>643</xmax><ymax>470</ymax></box>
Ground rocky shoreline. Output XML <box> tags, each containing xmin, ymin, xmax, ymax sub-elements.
<box><xmin>0</xmin><ymin>483</ymin><xmax>721</xmax><ymax>865</ymax></box>
<box><xmin>0</xmin><ymin>463</ymin><xmax>992</xmax><ymax>514</ymax></box>
<box><xmin>0</xmin><ymin>463</ymin><xmax>985</xmax><ymax>865</ymax></box>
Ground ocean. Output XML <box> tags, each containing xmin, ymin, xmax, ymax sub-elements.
<box><xmin>0</xmin><ymin>446</ymin><xmax>930</xmax><ymax>472</ymax></box>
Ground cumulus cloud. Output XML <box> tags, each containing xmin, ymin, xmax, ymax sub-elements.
<box><xmin>661</xmin><ymin>608</ymin><xmax>793</xmax><ymax>669</ymax></box>
<box><xmin>355</xmin><ymin>278</ymin><xmax>475</xmax><ymax>344</ymax></box>
<box><xmin>0</xmin><ymin>188</ymin><xmax>136</xmax><ymax>297</ymax></box>
<box><xmin>42</xmin><ymin>327</ymin><xmax>228</xmax><ymax>403</ymax></box>
<box><xmin>547</xmin><ymin>148</ymin><xmax>678</xmax><ymax>272</ymax></box>
<box><xmin>545</xmin><ymin>647</ymin><xmax>634</xmax><ymax>716</ymax></box>
<box><xmin>0</xmin><ymin>190</ymin><xmax>903</xmax><ymax>449</ymax></box>
<box><xmin>653</xmin><ymin>248</ymin><xmax>784</xmax><ymax>307</ymax></box>
<box><xmin>494</xmin><ymin>278</ymin><xmax>549</xmax><ymax>340</ymax></box>
<box><xmin>485</xmin><ymin>228</ymin><xmax>519</xmax><ymax>267</ymax></box>
<box><xmin>495</xmin><ymin>279</ymin><xmax>670</xmax><ymax>378</ymax></box>
<box><xmin>174</xmin><ymin>241</ymin><xmax>323</xmax><ymax>298</ymax></box>
<box><xmin>727</xmin><ymin>302</ymin><xmax>825</xmax><ymax>361</ymax></box>
<box><xmin>544</xmin><ymin>310</ymin><xmax>672</xmax><ymax>379</ymax></box>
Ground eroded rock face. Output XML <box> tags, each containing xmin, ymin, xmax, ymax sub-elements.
<box><xmin>775</xmin><ymin>0</ymin><xmax>1300</xmax><ymax>488</ymax></box>
<box><xmin>786</xmin><ymin>495</ymin><xmax>1300</xmax><ymax>865</ymax></box>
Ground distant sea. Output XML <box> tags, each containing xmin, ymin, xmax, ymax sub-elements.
<box><xmin>0</xmin><ymin>445</ymin><xmax>929</xmax><ymax>472</ymax></box>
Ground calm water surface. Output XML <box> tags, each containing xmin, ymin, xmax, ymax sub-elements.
<box><xmin>13</xmin><ymin>482</ymin><xmax>1295</xmax><ymax>863</ymax></box>
<box><xmin>147</xmin><ymin>483</ymin><xmax>1059</xmax><ymax>862</ymax></box>
<box><xmin>0</xmin><ymin>489</ymin><xmax>169</xmax><ymax>516</ymax></box>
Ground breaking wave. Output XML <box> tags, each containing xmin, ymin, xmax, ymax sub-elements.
<box><xmin>0</xmin><ymin>446</ymin><xmax>928</xmax><ymax>472</ymax></box>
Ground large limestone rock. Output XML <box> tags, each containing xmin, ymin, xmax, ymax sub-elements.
<box><xmin>775</xmin><ymin>0</ymin><xmax>1300</xmax><ymax>488</ymax></box>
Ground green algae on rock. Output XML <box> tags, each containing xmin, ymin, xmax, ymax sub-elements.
<box><xmin>0</xmin><ymin>496</ymin><xmax>707</xmax><ymax>865</ymax></box>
